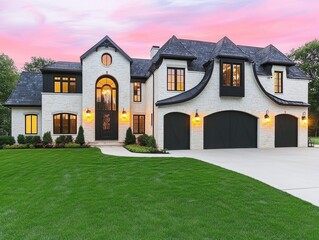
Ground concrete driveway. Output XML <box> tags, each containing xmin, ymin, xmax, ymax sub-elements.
<box><xmin>170</xmin><ymin>147</ymin><xmax>319</xmax><ymax>207</ymax></box>
<box><xmin>99</xmin><ymin>146</ymin><xmax>319</xmax><ymax>207</ymax></box>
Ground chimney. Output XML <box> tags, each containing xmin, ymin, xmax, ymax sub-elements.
<box><xmin>151</xmin><ymin>46</ymin><xmax>160</xmax><ymax>58</ymax></box>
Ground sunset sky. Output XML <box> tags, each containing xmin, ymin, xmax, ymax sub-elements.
<box><xmin>1</xmin><ymin>0</ymin><xmax>318</xmax><ymax>69</ymax></box>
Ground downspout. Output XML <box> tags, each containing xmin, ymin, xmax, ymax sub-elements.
<box><xmin>152</xmin><ymin>73</ymin><xmax>155</xmax><ymax>136</ymax></box>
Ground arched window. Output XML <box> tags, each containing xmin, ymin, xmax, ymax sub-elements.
<box><xmin>96</xmin><ymin>77</ymin><xmax>117</xmax><ymax>111</ymax></box>
<box><xmin>25</xmin><ymin>114</ymin><xmax>38</xmax><ymax>134</ymax></box>
<box><xmin>53</xmin><ymin>113</ymin><xmax>77</xmax><ymax>134</ymax></box>
<box><xmin>101</xmin><ymin>53</ymin><xmax>112</xmax><ymax>66</ymax></box>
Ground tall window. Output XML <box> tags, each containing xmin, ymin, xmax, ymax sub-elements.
<box><xmin>54</xmin><ymin>76</ymin><xmax>76</xmax><ymax>93</ymax></box>
<box><xmin>133</xmin><ymin>115</ymin><xmax>145</xmax><ymax>134</ymax></box>
<box><xmin>167</xmin><ymin>68</ymin><xmax>185</xmax><ymax>91</ymax></box>
<box><xmin>222</xmin><ymin>63</ymin><xmax>241</xmax><ymax>87</ymax></box>
<box><xmin>133</xmin><ymin>82</ymin><xmax>141</xmax><ymax>102</ymax></box>
<box><xmin>101</xmin><ymin>53</ymin><xmax>112</xmax><ymax>66</ymax></box>
<box><xmin>25</xmin><ymin>114</ymin><xmax>37</xmax><ymax>134</ymax></box>
<box><xmin>53</xmin><ymin>113</ymin><xmax>77</xmax><ymax>134</ymax></box>
<box><xmin>274</xmin><ymin>71</ymin><xmax>283</xmax><ymax>93</ymax></box>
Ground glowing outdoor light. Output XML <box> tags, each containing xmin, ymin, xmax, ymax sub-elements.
<box><xmin>122</xmin><ymin>108</ymin><xmax>127</xmax><ymax>119</ymax></box>
<box><xmin>264</xmin><ymin>110</ymin><xmax>270</xmax><ymax>122</ymax></box>
<box><xmin>302</xmin><ymin>112</ymin><xmax>308</xmax><ymax>124</ymax></box>
<box><xmin>85</xmin><ymin>109</ymin><xmax>91</xmax><ymax>117</ymax></box>
<box><xmin>195</xmin><ymin>109</ymin><xmax>200</xmax><ymax>122</ymax></box>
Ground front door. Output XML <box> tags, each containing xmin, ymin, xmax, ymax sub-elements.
<box><xmin>95</xmin><ymin>76</ymin><xmax>118</xmax><ymax>140</ymax></box>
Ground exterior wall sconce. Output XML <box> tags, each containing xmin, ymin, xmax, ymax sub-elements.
<box><xmin>195</xmin><ymin>109</ymin><xmax>200</xmax><ymax>122</ymax></box>
<box><xmin>264</xmin><ymin>110</ymin><xmax>270</xmax><ymax>122</ymax></box>
<box><xmin>85</xmin><ymin>109</ymin><xmax>91</xmax><ymax>118</ymax></box>
<box><xmin>302</xmin><ymin>112</ymin><xmax>307</xmax><ymax>124</ymax></box>
<box><xmin>122</xmin><ymin>108</ymin><xmax>127</xmax><ymax>119</ymax></box>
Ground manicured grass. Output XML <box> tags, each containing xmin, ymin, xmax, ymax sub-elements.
<box><xmin>0</xmin><ymin>148</ymin><xmax>319</xmax><ymax>239</ymax></box>
<box><xmin>310</xmin><ymin>137</ymin><xmax>319</xmax><ymax>144</ymax></box>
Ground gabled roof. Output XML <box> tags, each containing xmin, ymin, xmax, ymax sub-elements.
<box><xmin>4</xmin><ymin>72</ymin><xmax>42</xmax><ymax>107</ymax></box>
<box><xmin>255</xmin><ymin>44</ymin><xmax>295</xmax><ymax>66</ymax></box>
<box><xmin>211</xmin><ymin>36</ymin><xmax>251</xmax><ymax>60</ymax></box>
<box><xmin>81</xmin><ymin>35</ymin><xmax>132</xmax><ymax>62</ymax></box>
<box><xmin>41</xmin><ymin>61</ymin><xmax>81</xmax><ymax>73</ymax></box>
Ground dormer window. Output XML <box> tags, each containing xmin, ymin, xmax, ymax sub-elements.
<box><xmin>220</xmin><ymin>59</ymin><xmax>245</xmax><ymax>97</ymax></box>
<box><xmin>274</xmin><ymin>71</ymin><xmax>283</xmax><ymax>93</ymax></box>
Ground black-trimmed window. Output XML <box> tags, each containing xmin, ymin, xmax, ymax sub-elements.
<box><xmin>54</xmin><ymin>76</ymin><xmax>76</xmax><ymax>93</ymax></box>
<box><xmin>25</xmin><ymin>114</ymin><xmax>37</xmax><ymax>134</ymax></box>
<box><xmin>102</xmin><ymin>53</ymin><xmax>112</xmax><ymax>66</ymax></box>
<box><xmin>133</xmin><ymin>115</ymin><xmax>145</xmax><ymax>134</ymax></box>
<box><xmin>53</xmin><ymin>113</ymin><xmax>77</xmax><ymax>134</ymax></box>
<box><xmin>274</xmin><ymin>71</ymin><xmax>283</xmax><ymax>93</ymax></box>
<box><xmin>133</xmin><ymin>82</ymin><xmax>141</xmax><ymax>102</ymax></box>
<box><xmin>220</xmin><ymin>59</ymin><xmax>245</xmax><ymax>97</ymax></box>
<box><xmin>167</xmin><ymin>68</ymin><xmax>185</xmax><ymax>91</ymax></box>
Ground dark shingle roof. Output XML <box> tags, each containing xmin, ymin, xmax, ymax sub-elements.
<box><xmin>255</xmin><ymin>44</ymin><xmax>295</xmax><ymax>66</ymax></box>
<box><xmin>81</xmin><ymin>35</ymin><xmax>132</xmax><ymax>62</ymax></box>
<box><xmin>131</xmin><ymin>58</ymin><xmax>152</xmax><ymax>79</ymax></box>
<box><xmin>41</xmin><ymin>61</ymin><xmax>81</xmax><ymax>73</ymax></box>
<box><xmin>4</xmin><ymin>72</ymin><xmax>42</xmax><ymax>106</ymax></box>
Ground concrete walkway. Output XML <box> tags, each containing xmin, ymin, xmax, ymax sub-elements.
<box><xmin>99</xmin><ymin>146</ymin><xmax>319</xmax><ymax>207</ymax></box>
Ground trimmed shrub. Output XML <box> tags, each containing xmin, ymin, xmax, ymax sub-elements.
<box><xmin>43</xmin><ymin>132</ymin><xmax>53</xmax><ymax>146</ymax></box>
<box><xmin>75</xmin><ymin>126</ymin><xmax>85</xmax><ymax>145</ymax></box>
<box><xmin>65</xmin><ymin>143</ymin><xmax>81</xmax><ymax>148</ymax></box>
<box><xmin>65</xmin><ymin>135</ymin><xmax>73</xmax><ymax>143</ymax></box>
<box><xmin>137</xmin><ymin>134</ymin><xmax>149</xmax><ymax>146</ymax></box>
<box><xmin>17</xmin><ymin>134</ymin><xmax>26</xmax><ymax>144</ymax></box>
<box><xmin>124</xmin><ymin>127</ymin><xmax>136</xmax><ymax>145</ymax></box>
<box><xmin>3</xmin><ymin>144</ymin><xmax>29</xmax><ymax>149</ymax></box>
<box><xmin>25</xmin><ymin>136</ymin><xmax>34</xmax><ymax>145</ymax></box>
<box><xmin>0</xmin><ymin>136</ymin><xmax>15</xmax><ymax>147</ymax></box>
<box><xmin>55</xmin><ymin>135</ymin><xmax>66</xmax><ymax>145</ymax></box>
<box><xmin>146</xmin><ymin>135</ymin><xmax>157</xmax><ymax>148</ymax></box>
<box><xmin>33</xmin><ymin>136</ymin><xmax>41</xmax><ymax>144</ymax></box>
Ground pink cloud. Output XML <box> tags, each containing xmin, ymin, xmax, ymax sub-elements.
<box><xmin>0</xmin><ymin>0</ymin><xmax>318</xmax><ymax>69</ymax></box>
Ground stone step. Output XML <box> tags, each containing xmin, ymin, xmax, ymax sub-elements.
<box><xmin>89</xmin><ymin>141</ymin><xmax>124</xmax><ymax>146</ymax></box>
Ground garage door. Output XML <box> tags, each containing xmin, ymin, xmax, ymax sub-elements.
<box><xmin>164</xmin><ymin>112</ymin><xmax>190</xmax><ymax>150</ymax></box>
<box><xmin>275</xmin><ymin>114</ymin><xmax>298</xmax><ymax>147</ymax></box>
<box><xmin>204</xmin><ymin>111</ymin><xmax>257</xmax><ymax>149</ymax></box>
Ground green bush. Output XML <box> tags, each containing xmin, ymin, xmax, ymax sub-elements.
<box><xmin>0</xmin><ymin>136</ymin><xmax>15</xmax><ymax>148</ymax></box>
<box><xmin>65</xmin><ymin>135</ymin><xmax>73</xmax><ymax>143</ymax></box>
<box><xmin>65</xmin><ymin>143</ymin><xmax>81</xmax><ymax>148</ymax></box>
<box><xmin>25</xmin><ymin>136</ymin><xmax>34</xmax><ymax>145</ymax></box>
<box><xmin>75</xmin><ymin>126</ymin><xmax>85</xmax><ymax>145</ymax></box>
<box><xmin>17</xmin><ymin>134</ymin><xmax>25</xmax><ymax>144</ymax></box>
<box><xmin>124</xmin><ymin>127</ymin><xmax>136</xmax><ymax>145</ymax></box>
<box><xmin>125</xmin><ymin>144</ymin><xmax>168</xmax><ymax>154</ymax></box>
<box><xmin>3</xmin><ymin>144</ymin><xmax>29</xmax><ymax>149</ymax></box>
<box><xmin>146</xmin><ymin>135</ymin><xmax>157</xmax><ymax>148</ymax></box>
<box><xmin>33</xmin><ymin>136</ymin><xmax>41</xmax><ymax>144</ymax></box>
<box><xmin>55</xmin><ymin>135</ymin><xmax>66</xmax><ymax>145</ymax></box>
<box><xmin>43</xmin><ymin>131</ymin><xmax>53</xmax><ymax>146</ymax></box>
<box><xmin>137</xmin><ymin>134</ymin><xmax>149</xmax><ymax>146</ymax></box>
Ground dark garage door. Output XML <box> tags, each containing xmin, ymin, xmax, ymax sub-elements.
<box><xmin>204</xmin><ymin>111</ymin><xmax>257</xmax><ymax>149</ymax></box>
<box><xmin>275</xmin><ymin>114</ymin><xmax>298</xmax><ymax>147</ymax></box>
<box><xmin>164</xmin><ymin>112</ymin><xmax>190</xmax><ymax>150</ymax></box>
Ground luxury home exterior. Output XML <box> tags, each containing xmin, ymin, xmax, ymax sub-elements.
<box><xmin>5</xmin><ymin>35</ymin><xmax>310</xmax><ymax>149</ymax></box>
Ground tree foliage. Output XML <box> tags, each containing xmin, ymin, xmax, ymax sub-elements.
<box><xmin>289</xmin><ymin>40</ymin><xmax>319</xmax><ymax>136</ymax></box>
<box><xmin>0</xmin><ymin>54</ymin><xmax>19</xmax><ymax>135</ymax></box>
<box><xmin>23</xmin><ymin>56</ymin><xmax>55</xmax><ymax>72</ymax></box>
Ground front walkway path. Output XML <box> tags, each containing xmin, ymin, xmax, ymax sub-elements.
<box><xmin>99</xmin><ymin>146</ymin><xmax>319</xmax><ymax>207</ymax></box>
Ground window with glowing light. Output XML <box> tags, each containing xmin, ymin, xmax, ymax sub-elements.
<box><xmin>102</xmin><ymin>53</ymin><xmax>112</xmax><ymax>66</ymax></box>
<box><xmin>53</xmin><ymin>113</ymin><xmax>77</xmax><ymax>134</ymax></box>
<box><xmin>54</xmin><ymin>76</ymin><xmax>76</xmax><ymax>93</ymax></box>
<box><xmin>25</xmin><ymin>114</ymin><xmax>38</xmax><ymax>134</ymax></box>
<box><xmin>274</xmin><ymin>71</ymin><xmax>283</xmax><ymax>93</ymax></box>
<box><xmin>133</xmin><ymin>115</ymin><xmax>145</xmax><ymax>134</ymax></box>
<box><xmin>167</xmin><ymin>68</ymin><xmax>185</xmax><ymax>91</ymax></box>
<box><xmin>220</xmin><ymin>59</ymin><xmax>245</xmax><ymax>97</ymax></box>
<box><xmin>96</xmin><ymin>77</ymin><xmax>117</xmax><ymax>111</ymax></box>
<box><xmin>133</xmin><ymin>82</ymin><xmax>141</xmax><ymax>102</ymax></box>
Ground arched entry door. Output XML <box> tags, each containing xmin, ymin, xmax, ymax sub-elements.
<box><xmin>275</xmin><ymin>114</ymin><xmax>298</xmax><ymax>147</ymax></box>
<box><xmin>95</xmin><ymin>76</ymin><xmax>118</xmax><ymax>140</ymax></box>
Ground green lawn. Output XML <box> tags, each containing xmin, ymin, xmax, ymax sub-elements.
<box><xmin>310</xmin><ymin>137</ymin><xmax>319</xmax><ymax>144</ymax></box>
<box><xmin>0</xmin><ymin>148</ymin><xmax>319</xmax><ymax>239</ymax></box>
